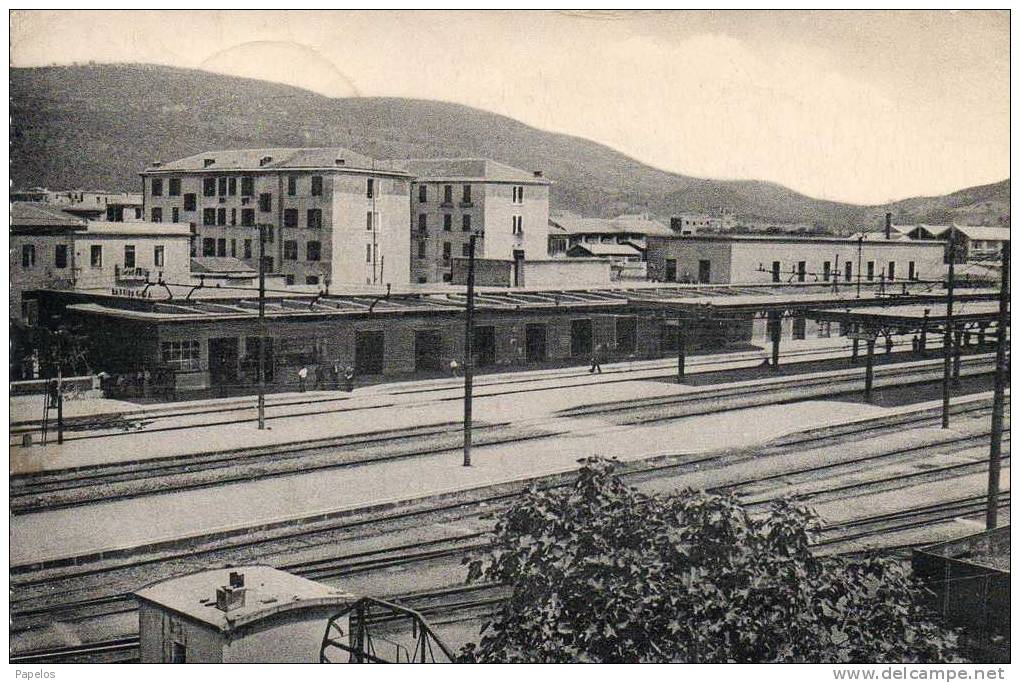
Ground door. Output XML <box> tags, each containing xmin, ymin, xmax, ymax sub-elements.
<box><xmin>616</xmin><ymin>317</ymin><xmax>637</xmax><ymax>355</ymax></box>
<box><xmin>244</xmin><ymin>337</ymin><xmax>274</xmax><ymax>383</ymax></box>
<box><xmin>355</xmin><ymin>330</ymin><xmax>385</xmax><ymax>375</ymax></box>
<box><xmin>698</xmin><ymin>259</ymin><xmax>711</xmax><ymax>283</ymax></box>
<box><xmin>526</xmin><ymin>323</ymin><xmax>547</xmax><ymax>362</ymax></box>
<box><xmin>665</xmin><ymin>258</ymin><xmax>677</xmax><ymax>282</ymax></box>
<box><xmin>414</xmin><ymin>330</ymin><xmax>444</xmax><ymax>372</ymax></box>
<box><xmin>208</xmin><ymin>337</ymin><xmax>239</xmax><ymax>389</ymax></box>
<box><xmin>571</xmin><ymin>319</ymin><xmax>593</xmax><ymax>357</ymax></box>
<box><xmin>473</xmin><ymin>326</ymin><xmax>496</xmax><ymax>367</ymax></box>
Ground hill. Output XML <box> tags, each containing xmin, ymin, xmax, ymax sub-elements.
<box><xmin>10</xmin><ymin>64</ymin><xmax>1009</xmax><ymax>230</ymax></box>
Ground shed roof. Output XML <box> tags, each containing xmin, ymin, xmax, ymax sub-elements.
<box><xmin>135</xmin><ymin>565</ymin><xmax>354</xmax><ymax>633</ymax></box>
<box><xmin>10</xmin><ymin>202</ymin><xmax>86</xmax><ymax>230</ymax></box>
<box><xmin>551</xmin><ymin>214</ymin><xmax>673</xmax><ymax>237</ymax></box>
<box><xmin>80</xmin><ymin>221</ymin><xmax>192</xmax><ymax>237</ymax></box>
<box><xmin>568</xmin><ymin>242</ymin><xmax>644</xmax><ymax>257</ymax></box>
<box><xmin>384</xmin><ymin>158</ymin><xmax>550</xmax><ymax>184</ymax></box>
<box><xmin>191</xmin><ymin>256</ymin><xmax>258</xmax><ymax>275</ymax></box>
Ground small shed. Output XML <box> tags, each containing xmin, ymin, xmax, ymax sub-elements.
<box><xmin>135</xmin><ymin>565</ymin><xmax>355</xmax><ymax>663</ymax></box>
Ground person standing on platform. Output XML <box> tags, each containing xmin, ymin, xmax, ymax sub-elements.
<box><xmin>330</xmin><ymin>361</ymin><xmax>340</xmax><ymax>390</ymax></box>
<box><xmin>450</xmin><ymin>358</ymin><xmax>460</xmax><ymax>378</ymax></box>
<box><xmin>297</xmin><ymin>366</ymin><xmax>308</xmax><ymax>392</ymax></box>
<box><xmin>589</xmin><ymin>345</ymin><xmax>603</xmax><ymax>374</ymax></box>
<box><xmin>885</xmin><ymin>336</ymin><xmax>894</xmax><ymax>355</ymax></box>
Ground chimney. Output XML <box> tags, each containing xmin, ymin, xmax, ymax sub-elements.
<box><xmin>259</xmin><ymin>156</ymin><xmax>273</xmax><ymax>167</ymax></box>
<box><xmin>229</xmin><ymin>571</ymin><xmax>245</xmax><ymax>588</ymax></box>
<box><xmin>670</xmin><ymin>217</ymin><xmax>683</xmax><ymax>233</ymax></box>
<box><xmin>203</xmin><ymin>158</ymin><xmax>215</xmax><ymax>168</ymax></box>
<box><xmin>885</xmin><ymin>212</ymin><xmax>892</xmax><ymax>240</ymax></box>
<box><xmin>533</xmin><ymin>170</ymin><xmax>543</xmax><ymax>178</ymax></box>
<box><xmin>215</xmin><ymin>585</ymin><xmax>246</xmax><ymax>612</ymax></box>
<box><xmin>151</xmin><ymin>161</ymin><xmax>163</xmax><ymax>168</ymax></box>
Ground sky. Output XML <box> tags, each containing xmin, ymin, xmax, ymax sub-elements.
<box><xmin>9</xmin><ymin>10</ymin><xmax>1010</xmax><ymax>205</ymax></box>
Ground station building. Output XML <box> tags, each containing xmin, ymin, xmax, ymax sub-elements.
<box><xmin>141</xmin><ymin>147</ymin><xmax>413</xmax><ymax>287</ymax></box>
<box><xmin>646</xmin><ymin>234</ymin><xmax>945</xmax><ymax>286</ymax></box>
<box><xmin>31</xmin><ymin>279</ymin><xmax>994</xmax><ymax>395</ymax></box>
<box><xmin>388</xmin><ymin>159</ymin><xmax>551</xmax><ymax>284</ymax></box>
<box><xmin>136</xmin><ymin>566</ymin><xmax>354</xmax><ymax>663</ymax></box>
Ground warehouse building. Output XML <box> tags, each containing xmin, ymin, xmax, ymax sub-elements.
<box><xmin>646</xmin><ymin>234</ymin><xmax>945</xmax><ymax>285</ymax></box>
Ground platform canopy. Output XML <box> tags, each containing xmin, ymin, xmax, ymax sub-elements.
<box><xmin>809</xmin><ymin>301</ymin><xmax>1006</xmax><ymax>332</ymax></box>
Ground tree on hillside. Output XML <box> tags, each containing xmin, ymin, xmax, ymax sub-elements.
<box><xmin>460</xmin><ymin>458</ymin><xmax>959</xmax><ymax>664</ymax></box>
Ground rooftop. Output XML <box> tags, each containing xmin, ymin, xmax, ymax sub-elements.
<box><xmin>191</xmin><ymin>256</ymin><xmax>258</xmax><ymax>275</ymax></box>
<box><xmin>135</xmin><ymin>565</ymin><xmax>354</xmax><ymax>633</ymax></box>
<box><xmin>384</xmin><ymin>158</ymin><xmax>550</xmax><ymax>184</ymax></box>
<box><xmin>80</xmin><ymin>221</ymin><xmax>193</xmax><ymax>237</ymax></box>
<box><xmin>10</xmin><ymin>202</ymin><xmax>86</xmax><ymax>230</ymax></box>
<box><xmin>568</xmin><ymin>242</ymin><xmax>644</xmax><ymax>257</ymax></box>
<box><xmin>649</xmin><ymin>233</ymin><xmax>945</xmax><ymax>247</ymax></box>
<box><xmin>550</xmin><ymin>214</ymin><xmax>674</xmax><ymax>238</ymax></box>
<box><xmin>145</xmin><ymin>147</ymin><xmax>409</xmax><ymax>176</ymax></box>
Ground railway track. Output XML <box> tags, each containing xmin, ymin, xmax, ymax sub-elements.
<box><xmin>10</xmin><ymin>393</ymin><xmax>1001</xmax><ymax>581</ymax></box>
<box><xmin>11</xmin><ymin>416</ymin><xmax>1007</xmax><ymax>635</ymax></box>
<box><xmin>10</xmin><ymin>357</ymin><xmax>997</xmax><ymax>517</ymax></box>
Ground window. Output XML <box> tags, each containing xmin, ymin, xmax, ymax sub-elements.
<box><xmin>21</xmin><ymin>244</ymin><xmax>35</xmax><ymax>268</ymax></box>
<box><xmin>284</xmin><ymin>240</ymin><xmax>298</xmax><ymax>260</ymax></box>
<box><xmin>288</xmin><ymin>175</ymin><xmax>297</xmax><ymax>196</ymax></box>
<box><xmin>184</xmin><ymin>193</ymin><xmax>196</xmax><ymax>211</ymax></box>
<box><xmin>698</xmin><ymin>259</ymin><xmax>711</xmax><ymax>283</ymax></box>
<box><xmin>823</xmin><ymin>261</ymin><xmax>831</xmax><ymax>281</ymax></box>
<box><xmin>908</xmin><ymin>261</ymin><xmax>916</xmax><ymax>280</ymax></box>
<box><xmin>172</xmin><ymin>207</ymin><xmax>180</xmax><ymax>223</ymax></box>
<box><xmin>417</xmin><ymin>214</ymin><xmax>427</xmax><ymax>232</ymax></box>
<box><xmin>202</xmin><ymin>238</ymin><xmax>215</xmax><ymax>256</ymax></box>
<box><xmin>462</xmin><ymin>214</ymin><xmax>471</xmax><ymax>232</ymax></box>
<box><xmin>285</xmin><ymin>274</ymin><xmax>295</xmax><ymax>286</ymax></box>
<box><xmin>135</xmin><ymin>208</ymin><xmax>142</xmax><ymax>219</ymax></box>
<box><xmin>462</xmin><ymin>243</ymin><xmax>472</xmax><ymax>257</ymax></box>
<box><xmin>367</xmin><ymin>211</ymin><xmax>378</xmax><ymax>231</ymax></box>
<box><xmin>366</xmin><ymin>178</ymin><xmax>375</xmax><ymax>199</ymax></box>
<box><xmin>241</xmin><ymin>176</ymin><xmax>254</xmax><ymax>197</ymax></box>
<box><xmin>230</xmin><ymin>239</ymin><xmax>236</xmax><ymax>258</ymax></box>
<box><xmin>217</xmin><ymin>208</ymin><xmax>226</xmax><ymax>226</ymax></box>
<box><xmin>151</xmin><ymin>207</ymin><xmax>162</xmax><ymax>222</ymax></box>
<box><xmin>203</xmin><ymin>178</ymin><xmax>216</xmax><ymax>197</ymax></box>
<box><xmin>418</xmin><ymin>185</ymin><xmax>427</xmax><ymax>203</ymax></box>
<box><xmin>512</xmin><ymin>215</ymin><xmax>523</xmax><ymax>235</ymax></box>
<box><xmin>228</xmin><ymin>177</ymin><xmax>237</xmax><ymax>196</ymax></box>
<box><xmin>124</xmin><ymin>245</ymin><xmax>136</xmax><ymax>268</ymax></box>
<box><xmin>462</xmin><ymin>185</ymin><xmax>472</xmax><ymax>203</ymax></box>
<box><xmin>54</xmin><ymin>244</ymin><xmax>68</xmax><ymax>269</ymax></box>
<box><xmin>417</xmin><ymin>240</ymin><xmax>426</xmax><ymax>258</ymax></box>
<box><xmin>845</xmin><ymin>261</ymin><xmax>853</xmax><ymax>282</ymax></box>
<box><xmin>170</xmin><ymin>641</ymin><xmax>186</xmax><ymax>664</ymax></box>
<box><xmin>366</xmin><ymin>243</ymin><xmax>373</xmax><ymax>263</ymax></box>
<box><xmin>771</xmin><ymin>261</ymin><xmax>781</xmax><ymax>282</ymax></box>
<box><xmin>443</xmin><ymin>241</ymin><xmax>451</xmax><ymax>262</ymax></box>
<box><xmin>203</xmin><ymin>208</ymin><xmax>216</xmax><ymax>226</ymax></box>
<box><xmin>259</xmin><ymin>193</ymin><xmax>272</xmax><ymax>212</ymax></box>
<box><xmin>264</xmin><ymin>226</ymin><xmax>274</xmax><ymax>242</ymax></box>
<box><xmin>218</xmin><ymin>177</ymin><xmax>228</xmax><ymax>196</ymax></box>
<box><xmin>241</xmin><ymin>209</ymin><xmax>255</xmax><ymax>227</ymax></box>
<box><xmin>311</xmin><ymin>176</ymin><xmax>323</xmax><ymax>197</ymax></box>
<box><xmin>888</xmin><ymin>261</ymin><xmax>896</xmax><ymax>281</ymax></box>
<box><xmin>265</xmin><ymin>256</ymin><xmax>274</xmax><ymax>272</ymax></box>
<box><xmin>217</xmin><ymin>238</ymin><xmax>226</xmax><ymax>257</ymax></box>
<box><xmin>797</xmin><ymin>261</ymin><xmax>806</xmax><ymax>282</ymax></box>
<box><xmin>443</xmin><ymin>185</ymin><xmax>453</xmax><ymax>204</ymax></box>
<box><xmin>867</xmin><ymin>261</ymin><xmax>875</xmax><ymax>281</ymax></box>
<box><xmin>307</xmin><ymin>241</ymin><xmax>321</xmax><ymax>261</ymax></box>
<box><xmin>90</xmin><ymin>245</ymin><xmax>103</xmax><ymax>267</ymax></box>
<box><xmin>306</xmin><ymin>275</ymin><xmax>319</xmax><ymax>285</ymax></box>
<box><xmin>168</xmin><ymin>178</ymin><xmax>181</xmax><ymax>196</ymax></box>
<box><xmin>230</xmin><ymin>208</ymin><xmax>237</xmax><ymax>226</ymax></box>
<box><xmin>443</xmin><ymin>214</ymin><xmax>452</xmax><ymax>231</ymax></box>
<box><xmin>512</xmin><ymin>185</ymin><xmax>524</xmax><ymax>204</ymax></box>
<box><xmin>244</xmin><ymin>239</ymin><xmax>252</xmax><ymax>259</ymax></box>
<box><xmin>308</xmin><ymin>209</ymin><xmax>322</xmax><ymax>230</ymax></box>
<box><xmin>161</xmin><ymin>340</ymin><xmax>201</xmax><ymax>371</ymax></box>
<box><xmin>284</xmin><ymin>209</ymin><xmax>298</xmax><ymax>228</ymax></box>
<box><xmin>151</xmin><ymin>178</ymin><xmax>163</xmax><ymax>196</ymax></box>
<box><xmin>154</xmin><ymin>245</ymin><xmax>165</xmax><ymax>267</ymax></box>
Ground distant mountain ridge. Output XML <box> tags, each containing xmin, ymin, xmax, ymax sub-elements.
<box><xmin>10</xmin><ymin>64</ymin><xmax>1009</xmax><ymax>231</ymax></box>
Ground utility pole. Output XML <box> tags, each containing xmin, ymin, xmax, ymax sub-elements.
<box><xmin>257</xmin><ymin>224</ymin><xmax>267</xmax><ymax>430</ymax></box>
<box><xmin>986</xmin><ymin>244</ymin><xmax>1009</xmax><ymax>529</ymax></box>
<box><xmin>462</xmin><ymin>233</ymin><xmax>477</xmax><ymax>467</ymax></box>
<box><xmin>856</xmin><ymin>234</ymin><xmax>863</xmax><ymax>299</ymax></box>
<box><xmin>941</xmin><ymin>226</ymin><xmax>956</xmax><ymax>429</ymax></box>
<box><xmin>676</xmin><ymin>313</ymin><xmax>686</xmax><ymax>382</ymax></box>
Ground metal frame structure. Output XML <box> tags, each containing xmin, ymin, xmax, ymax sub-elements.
<box><xmin>319</xmin><ymin>597</ymin><xmax>457</xmax><ymax>664</ymax></box>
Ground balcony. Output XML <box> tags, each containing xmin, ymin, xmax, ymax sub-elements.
<box><xmin>115</xmin><ymin>265</ymin><xmax>150</xmax><ymax>282</ymax></box>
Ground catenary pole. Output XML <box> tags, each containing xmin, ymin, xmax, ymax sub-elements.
<box><xmin>463</xmin><ymin>234</ymin><xmax>477</xmax><ymax>466</ymax></box>
<box><xmin>941</xmin><ymin>226</ymin><xmax>956</xmax><ymax>429</ymax></box>
<box><xmin>985</xmin><ymin>244</ymin><xmax>1009</xmax><ymax>529</ymax></box>
<box><xmin>257</xmin><ymin>224</ymin><xmax>267</xmax><ymax>430</ymax></box>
